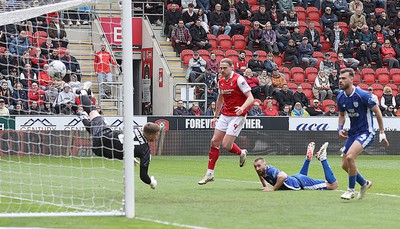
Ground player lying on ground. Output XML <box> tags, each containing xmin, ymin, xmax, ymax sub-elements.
<box><xmin>253</xmin><ymin>142</ymin><xmax>338</xmax><ymax>191</ymax></box>
<box><xmin>337</xmin><ymin>68</ymin><xmax>389</xmax><ymax>200</ymax></box>
<box><xmin>77</xmin><ymin>82</ymin><xmax>160</xmax><ymax>189</ymax></box>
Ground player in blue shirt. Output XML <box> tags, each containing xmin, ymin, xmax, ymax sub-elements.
<box><xmin>254</xmin><ymin>142</ymin><xmax>338</xmax><ymax>191</ymax></box>
<box><xmin>337</xmin><ymin>68</ymin><xmax>389</xmax><ymax>200</ymax></box>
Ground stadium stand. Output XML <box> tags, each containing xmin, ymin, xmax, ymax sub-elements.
<box><xmin>163</xmin><ymin>0</ymin><xmax>400</xmax><ymax>114</ymax></box>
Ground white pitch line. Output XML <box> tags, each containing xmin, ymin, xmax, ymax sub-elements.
<box><xmin>217</xmin><ymin>178</ymin><xmax>400</xmax><ymax>198</ymax></box>
<box><xmin>136</xmin><ymin>217</ymin><xmax>211</xmax><ymax>229</ymax></box>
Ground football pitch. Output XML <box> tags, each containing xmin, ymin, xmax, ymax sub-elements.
<box><xmin>0</xmin><ymin>155</ymin><xmax>399</xmax><ymax>229</ymax></box>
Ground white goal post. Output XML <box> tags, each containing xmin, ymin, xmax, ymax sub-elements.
<box><xmin>0</xmin><ymin>0</ymin><xmax>135</xmax><ymax>217</ymax></box>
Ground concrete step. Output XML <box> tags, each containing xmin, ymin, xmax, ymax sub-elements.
<box><xmin>166</xmin><ymin>56</ymin><xmax>180</xmax><ymax>61</ymax></box>
<box><xmin>159</xmin><ymin>41</ymin><xmax>170</xmax><ymax>46</ymax></box>
<box><xmin>161</xmin><ymin>47</ymin><xmax>174</xmax><ymax>53</ymax></box>
<box><xmin>164</xmin><ymin>51</ymin><xmax>178</xmax><ymax>57</ymax></box>
<box><xmin>168</xmin><ymin>61</ymin><xmax>181</xmax><ymax>67</ymax></box>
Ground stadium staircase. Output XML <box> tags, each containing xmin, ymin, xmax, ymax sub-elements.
<box><xmin>90</xmin><ymin>2</ymin><xmax>188</xmax><ymax>109</ymax></box>
<box><xmin>159</xmin><ymin>40</ymin><xmax>187</xmax><ymax>99</ymax></box>
<box><xmin>65</xmin><ymin>13</ymin><xmax>119</xmax><ymax>116</ymax></box>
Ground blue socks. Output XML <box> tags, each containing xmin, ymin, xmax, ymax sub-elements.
<box><xmin>349</xmin><ymin>175</ymin><xmax>357</xmax><ymax>189</ymax></box>
<box><xmin>299</xmin><ymin>159</ymin><xmax>311</xmax><ymax>176</ymax></box>
<box><xmin>321</xmin><ymin>160</ymin><xmax>337</xmax><ymax>184</ymax></box>
<box><xmin>356</xmin><ymin>173</ymin><xmax>367</xmax><ymax>186</ymax></box>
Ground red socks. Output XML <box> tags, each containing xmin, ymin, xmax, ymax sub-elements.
<box><xmin>229</xmin><ymin>143</ymin><xmax>242</xmax><ymax>155</ymax></box>
<box><xmin>207</xmin><ymin>144</ymin><xmax>242</xmax><ymax>170</ymax></box>
<box><xmin>208</xmin><ymin>147</ymin><xmax>220</xmax><ymax>170</ymax></box>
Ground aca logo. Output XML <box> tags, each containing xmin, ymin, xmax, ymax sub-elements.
<box><xmin>155</xmin><ymin>119</ymin><xmax>169</xmax><ymax>131</ymax></box>
<box><xmin>296</xmin><ymin>123</ymin><xmax>329</xmax><ymax>131</ymax></box>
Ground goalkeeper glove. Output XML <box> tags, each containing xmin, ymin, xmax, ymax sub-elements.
<box><xmin>379</xmin><ymin>132</ymin><xmax>387</xmax><ymax>143</ymax></box>
<box><xmin>150</xmin><ymin>176</ymin><xmax>157</xmax><ymax>189</ymax></box>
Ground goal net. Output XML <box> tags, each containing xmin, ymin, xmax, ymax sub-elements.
<box><xmin>0</xmin><ymin>0</ymin><xmax>133</xmax><ymax>217</ymax></box>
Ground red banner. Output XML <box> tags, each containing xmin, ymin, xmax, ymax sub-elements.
<box><xmin>99</xmin><ymin>17</ymin><xmax>142</xmax><ymax>50</ymax></box>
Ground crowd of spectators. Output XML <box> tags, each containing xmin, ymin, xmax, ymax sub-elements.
<box><xmin>0</xmin><ymin>8</ymin><xmax>92</xmax><ymax>116</ymax></box>
<box><xmin>170</xmin><ymin>0</ymin><xmax>400</xmax><ymax>118</ymax></box>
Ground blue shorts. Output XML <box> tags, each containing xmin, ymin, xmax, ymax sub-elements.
<box><xmin>292</xmin><ymin>174</ymin><xmax>327</xmax><ymax>190</ymax></box>
<box><xmin>342</xmin><ymin>132</ymin><xmax>375</xmax><ymax>154</ymax></box>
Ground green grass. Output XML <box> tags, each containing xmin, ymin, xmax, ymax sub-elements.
<box><xmin>1</xmin><ymin>155</ymin><xmax>399</xmax><ymax>229</ymax></box>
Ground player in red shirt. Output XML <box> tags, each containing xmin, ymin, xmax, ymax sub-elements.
<box><xmin>198</xmin><ymin>58</ymin><xmax>254</xmax><ymax>185</ymax></box>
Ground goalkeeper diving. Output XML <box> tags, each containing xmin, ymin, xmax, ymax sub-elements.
<box><xmin>77</xmin><ymin>82</ymin><xmax>160</xmax><ymax>189</ymax></box>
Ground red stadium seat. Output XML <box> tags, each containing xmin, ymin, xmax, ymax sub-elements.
<box><xmin>390</xmin><ymin>68</ymin><xmax>400</xmax><ymax>84</ymax></box>
<box><xmin>322</xmin><ymin>99</ymin><xmax>336</xmax><ymax>112</ymax></box>
<box><xmin>357</xmin><ymin>83</ymin><xmax>369</xmax><ymax>91</ymax></box>
<box><xmin>167</xmin><ymin>4</ymin><xmax>181</xmax><ymax>11</ymax></box>
<box><xmin>305</xmin><ymin>67</ymin><xmax>318</xmax><ymax>83</ymax></box>
<box><xmin>287</xmin><ymin>82</ymin><xmax>298</xmax><ymax>92</ymax></box>
<box><xmin>181</xmin><ymin>49</ymin><xmax>193</xmax><ymax>66</ymax></box>
<box><xmin>225</xmin><ymin>49</ymin><xmax>239</xmax><ymax>63</ymax></box>
<box><xmin>320</xmin><ymin>36</ymin><xmax>331</xmax><ymax>52</ymax></box>
<box><xmin>386</xmin><ymin>83</ymin><xmax>398</xmax><ymax>96</ymax></box>
<box><xmin>295</xmin><ymin>6</ymin><xmax>306</xmax><ymax>21</ymax></box>
<box><xmin>299</xmin><ymin>21</ymin><xmax>307</xmax><ymax>34</ymax></box>
<box><xmin>280</xmin><ymin>67</ymin><xmax>291</xmax><ymax>80</ymax></box>
<box><xmin>330</xmin><ymin>52</ymin><xmax>338</xmax><ymax>63</ymax></box>
<box><xmin>371</xmin><ymin>83</ymin><xmax>384</xmax><ymax>99</ymax></box>
<box><xmin>291</xmin><ymin>67</ymin><xmax>305</xmax><ymax>83</ymax></box>
<box><xmin>274</xmin><ymin>55</ymin><xmax>283</xmax><ymax>66</ymax></box>
<box><xmin>353</xmin><ymin>72</ymin><xmax>361</xmax><ymax>84</ymax></box>
<box><xmin>313</xmin><ymin>21</ymin><xmax>323</xmax><ymax>34</ymax></box>
<box><xmin>232</xmin><ymin>35</ymin><xmax>247</xmax><ymax>50</ymax></box>
<box><xmin>213</xmin><ymin>49</ymin><xmax>225</xmax><ymax>62</ymax></box>
<box><xmin>306</xmin><ymin>7</ymin><xmax>320</xmax><ymax>22</ymax></box>
<box><xmin>207</xmin><ymin>34</ymin><xmax>217</xmax><ymax>50</ymax></box>
<box><xmin>338</xmin><ymin>22</ymin><xmax>349</xmax><ymax>36</ymax></box>
<box><xmin>244</xmin><ymin>49</ymin><xmax>253</xmax><ymax>62</ymax></box>
<box><xmin>255</xmin><ymin>50</ymin><xmax>267</xmax><ymax>62</ymax></box>
<box><xmin>34</xmin><ymin>30</ymin><xmax>47</xmax><ymax>38</ymax></box>
<box><xmin>375</xmin><ymin>68</ymin><xmax>390</xmax><ymax>84</ymax></box>
<box><xmin>239</xmin><ymin>20</ymin><xmax>251</xmax><ymax>36</ymax></box>
<box><xmin>198</xmin><ymin>49</ymin><xmax>210</xmax><ymax>62</ymax></box>
<box><xmin>247</xmin><ymin>0</ymin><xmax>258</xmax><ymax>6</ymax></box>
<box><xmin>300</xmin><ymin>82</ymin><xmax>314</xmax><ymax>99</ymax></box>
<box><xmin>375</xmin><ymin>8</ymin><xmax>385</xmax><ymax>16</ymax></box>
<box><xmin>217</xmin><ymin>34</ymin><xmax>232</xmax><ymax>50</ymax></box>
<box><xmin>306</xmin><ymin>6</ymin><xmax>319</xmax><ymax>14</ymax></box>
<box><xmin>312</xmin><ymin>51</ymin><xmax>324</xmax><ymax>68</ymax></box>
<box><xmin>26</xmin><ymin>31</ymin><xmax>34</xmax><ymax>46</ymax></box>
<box><xmin>29</xmin><ymin>48</ymin><xmax>36</xmax><ymax>57</ymax></box>
<box><xmin>251</xmin><ymin>5</ymin><xmax>260</xmax><ymax>13</ymax></box>
<box><xmin>36</xmin><ymin>37</ymin><xmax>47</xmax><ymax>47</ymax></box>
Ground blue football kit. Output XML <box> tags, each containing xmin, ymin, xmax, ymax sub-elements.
<box><xmin>263</xmin><ymin>165</ymin><xmax>327</xmax><ymax>191</ymax></box>
<box><xmin>337</xmin><ymin>87</ymin><xmax>377</xmax><ymax>153</ymax></box>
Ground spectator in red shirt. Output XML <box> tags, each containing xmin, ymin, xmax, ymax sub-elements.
<box><xmin>38</xmin><ymin>64</ymin><xmax>54</xmax><ymax>90</ymax></box>
<box><xmin>206</xmin><ymin>52</ymin><xmax>219</xmax><ymax>78</ymax></box>
<box><xmin>234</xmin><ymin>51</ymin><xmax>248</xmax><ymax>75</ymax></box>
<box><xmin>94</xmin><ymin>43</ymin><xmax>117</xmax><ymax>96</ymax></box>
<box><xmin>263</xmin><ymin>100</ymin><xmax>278</xmax><ymax>116</ymax></box>
<box><xmin>30</xmin><ymin>47</ymin><xmax>47</xmax><ymax>74</ymax></box>
<box><xmin>381</xmin><ymin>39</ymin><xmax>400</xmax><ymax>70</ymax></box>
<box><xmin>244</xmin><ymin>68</ymin><xmax>261</xmax><ymax>100</ymax></box>
<box><xmin>28</xmin><ymin>82</ymin><xmax>46</xmax><ymax>107</ymax></box>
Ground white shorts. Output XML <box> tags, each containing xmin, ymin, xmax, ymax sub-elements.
<box><xmin>215</xmin><ymin>114</ymin><xmax>246</xmax><ymax>137</ymax></box>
